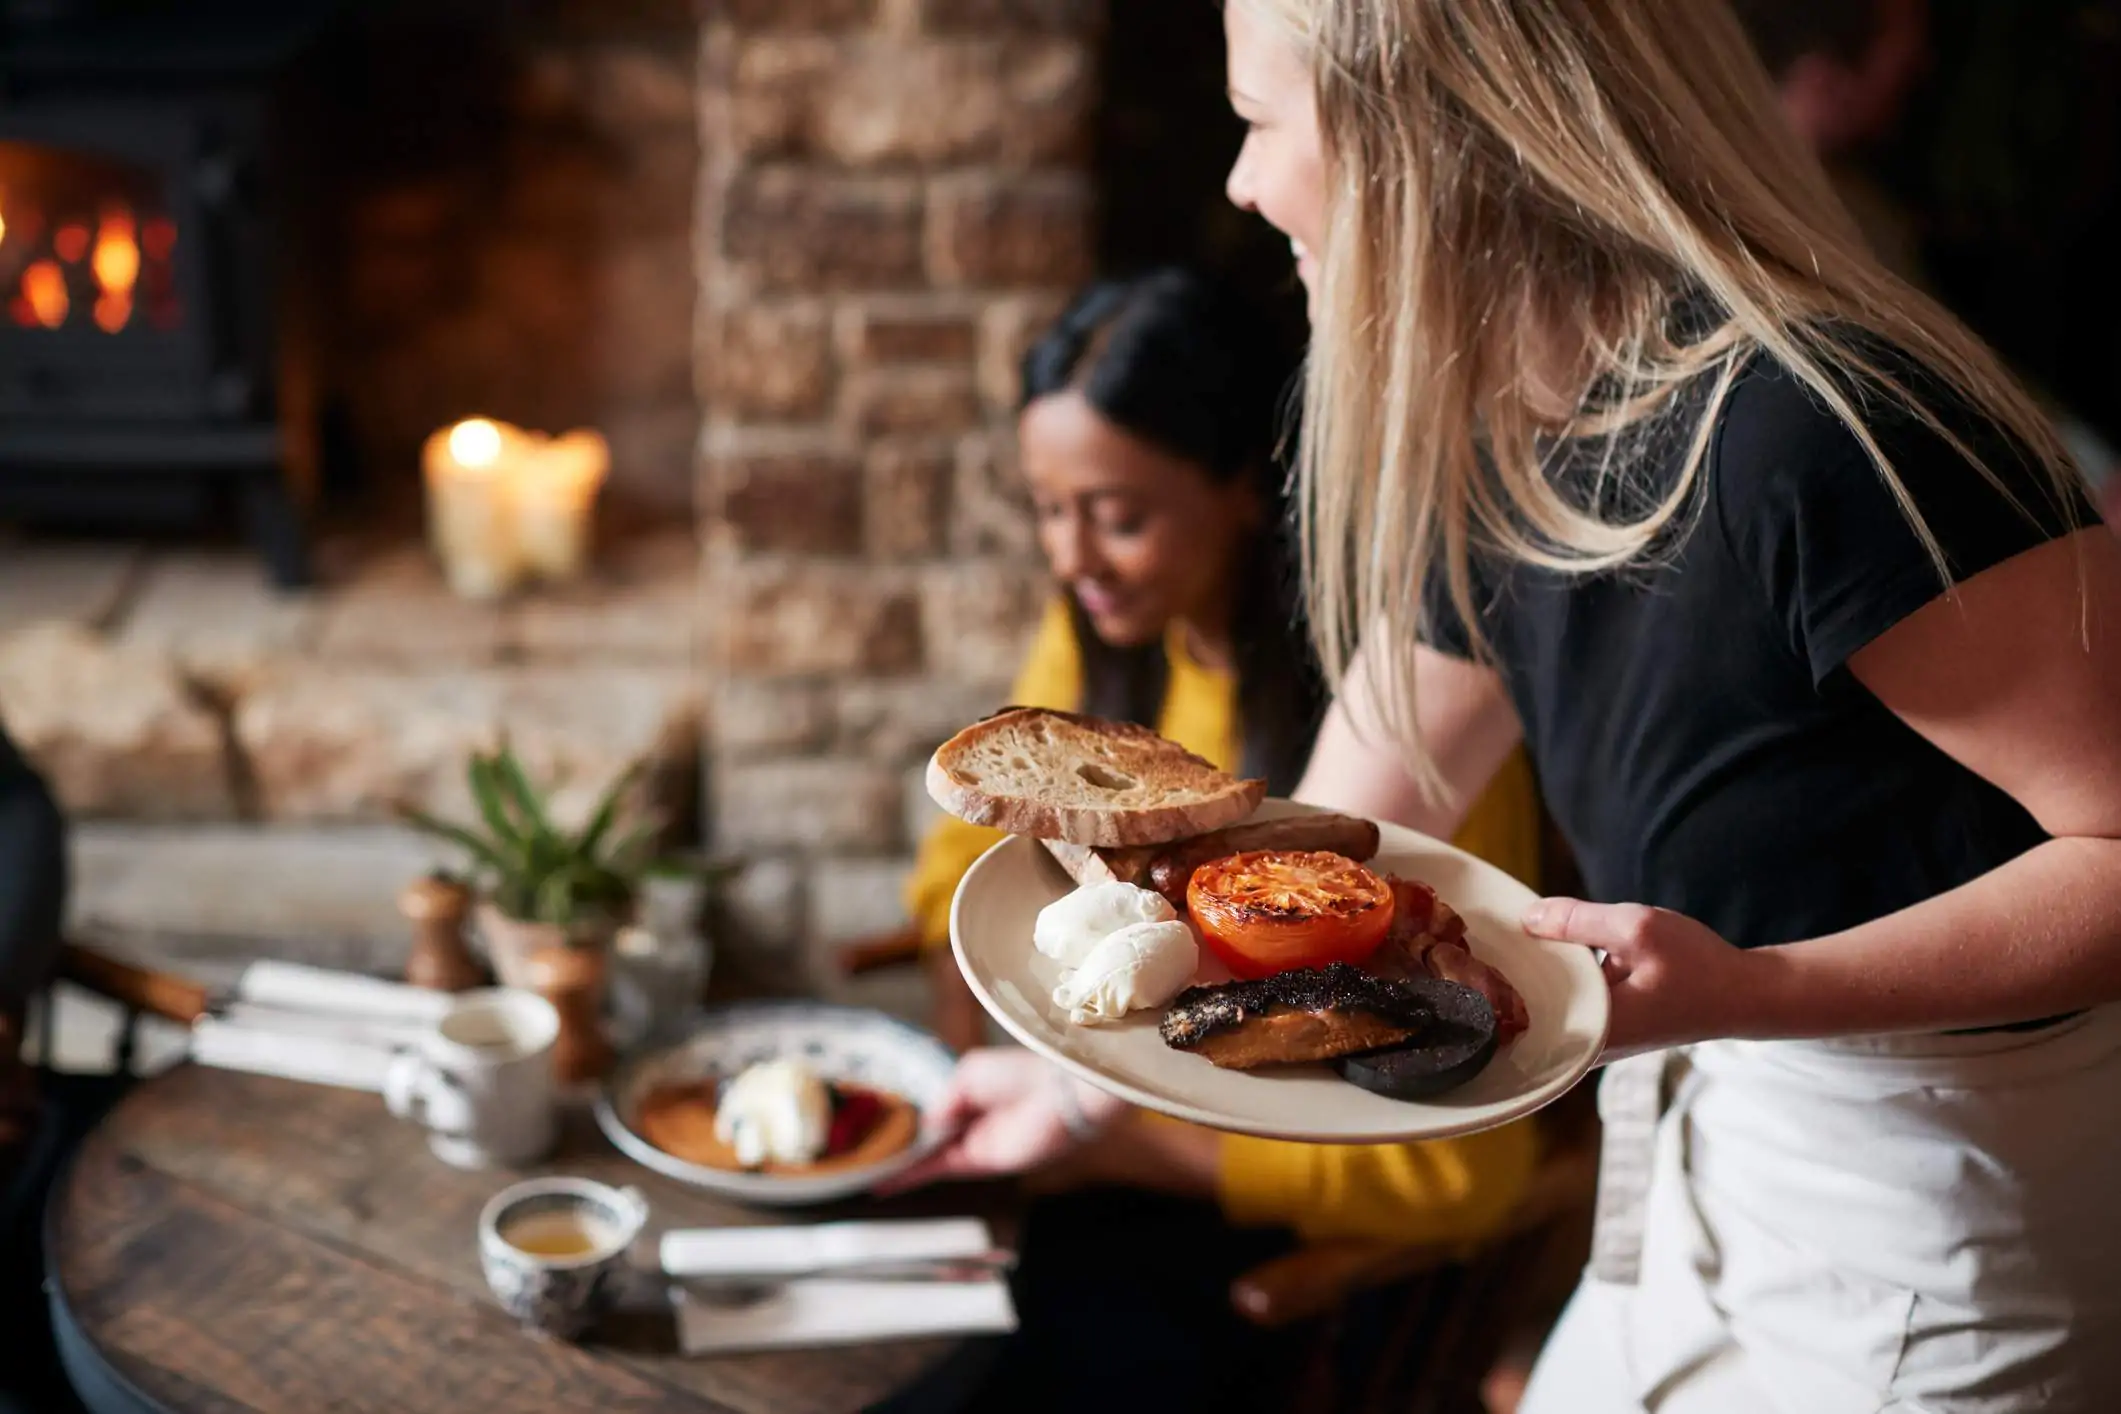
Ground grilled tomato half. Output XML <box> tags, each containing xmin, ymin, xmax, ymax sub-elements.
<box><xmin>1187</xmin><ymin>850</ymin><xmax>1396</xmax><ymax>979</ymax></box>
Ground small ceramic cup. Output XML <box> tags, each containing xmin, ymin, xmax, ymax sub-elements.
<box><xmin>478</xmin><ymin>1176</ymin><xmax>650</xmax><ymax>1341</ymax></box>
<box><xmin>385</xmin><ymin>987</ymin><xmax>559</xmax><ymax>1170</ymax></box>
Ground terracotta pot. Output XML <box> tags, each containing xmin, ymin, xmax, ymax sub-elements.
<box><xmin>476</xmin><ymin>903</ymin><xmax>615</xmax><ymax>990</ymax></box>
<box><xmin>520</xmin><ymin>943</ymin><xmax>614</xmax><ymax>1086</ymax></box>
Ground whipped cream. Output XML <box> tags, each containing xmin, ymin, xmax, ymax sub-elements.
<box><xmin>1034</xmin><ymin>882</ymin><xmax>1177</xmax><ymax>968</ymax></box>
<box><xmin>713</xmin><ymin>1058</ymin><xmax>831</xmax><ymax>1168</ymax></box>
<box><xmin>1052</xmin><ymin>919</ymin><xmax>1199</xmax><ymax>1025</ymax></box>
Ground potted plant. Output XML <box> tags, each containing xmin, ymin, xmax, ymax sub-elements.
<box><xmin>396</xmin><ymin>743</ymin><xmax>701</xmax><ymax>1081</ymax></box>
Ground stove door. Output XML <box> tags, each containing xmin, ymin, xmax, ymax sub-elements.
<box><xmin>0</xmin><ymin>98</ymin><xmax>261</xmax><ymax>426</ymax></box>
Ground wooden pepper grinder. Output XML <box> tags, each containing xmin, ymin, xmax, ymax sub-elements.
<box><xmin>399</xmin><ymin>874</ymin><xmax>487</xmax><ymax>993</ymax></box>
<box><xmin>522</xmin><ymin>943</ymin><xmax>613</xmax><ymax>1086</ymax></box>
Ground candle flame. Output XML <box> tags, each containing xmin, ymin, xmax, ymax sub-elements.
<box><xmin>448</xmin><ymin>418</ymin><xmax>504</xmax><ymax>468</ymax></box>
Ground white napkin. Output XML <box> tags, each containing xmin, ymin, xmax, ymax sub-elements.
<box><xmin>674</xmin><ymin>1277</ymin><xmax>1016</xmax><ymax>1355</ymax></box>
<box><xmin>216</xmin><ymin>1002</ymin><xmax>434</xmax><ymax>1048</ymax></box>
<box><xmin>189</xmin><ymin>1015</ymin><xmax>397</xmax><ymax>1091</ymax></box>
<box><xmin>234</xmin><ymin>961</ymin><xmax>457</xmax><ymax>1024</ymax></box>
<box><xmin>661</xmin><ymin>1218</ymin><xmax>994</xmax><ymax>1279</ymax></box>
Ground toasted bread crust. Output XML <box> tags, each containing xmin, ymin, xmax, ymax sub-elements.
<box><xmin>927</xmin><ymin>708</ymin><xmax>1265</xmax><ymax>847</ymax></box>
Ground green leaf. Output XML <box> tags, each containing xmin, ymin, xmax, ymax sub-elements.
<box><xmin>394</xmin><ymin>805</ymin><xmax>511</xmax><ymax>876</ymax></box>
<box><xmin>573</xmin><ymin>760</ymin><xmax>645</xmax><ymax>860</ymax></box>
<box><xmin>494</xmin><ymin>746</ymin><xmax>557</xmax><ymax>844</ymax></box>
<box><xmin>467</xmin><ymin>753</ymin><xmax>526</xmax><ymax>853</ymax></box>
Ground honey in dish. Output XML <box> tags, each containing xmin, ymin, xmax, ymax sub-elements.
<box><xmin>501</xmin><ymin>1209</ymin><xmax>621</xmax><ymax>1260</ymax></box>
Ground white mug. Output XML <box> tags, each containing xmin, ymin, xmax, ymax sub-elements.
<box><xmin>385</xmin><ymin>988</ymin><xmax>559</xmax><ymax>1169</ymax></box>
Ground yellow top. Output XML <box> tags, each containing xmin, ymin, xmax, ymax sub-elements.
<box><xmin>905</xmin><ymin>599</ymin><xmax>1544</xmax><ymax>1243</ymax></box>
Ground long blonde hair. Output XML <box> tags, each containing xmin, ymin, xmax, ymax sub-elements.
<box><xmin>1243</xmin><ymin>0</ymin><xmax>2082</xmax><ymax>786</ymax></box>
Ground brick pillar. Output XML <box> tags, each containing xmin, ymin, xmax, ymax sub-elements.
<box><xmin>698</xmin><ymin>0</ymin><xmax>1103</xmax><ymax>981</ymax></box>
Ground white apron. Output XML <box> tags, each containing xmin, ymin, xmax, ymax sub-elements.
<box><xmin>1521</xmin><ymin>1006</ymin><xmax>2121</xmax><ymax>1414</ymax></box>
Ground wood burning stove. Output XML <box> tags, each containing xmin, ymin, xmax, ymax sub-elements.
<box><xmin>0</xmin><ymin>2</ymin><xmax>335</xmax><ymax>586</ymax></box>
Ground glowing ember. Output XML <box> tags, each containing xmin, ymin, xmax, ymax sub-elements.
<box><xmin>53</xmin><ymin>222</ymin><xmax>89</xmax><ymax>264</ymax></box>
<box><xmin>142</xmin><ymin>216</ymin><xmax>176</xmax><ymax>262</ymax></box>
<box><xmin>21</xmin><ymin>259</ymin><xmax>67</xmax><ymax>328</ymax></box>
<box><xmin>93</xmin><ymin>293</ymin><xmax>129</xmax><ymax>333</ymax></box>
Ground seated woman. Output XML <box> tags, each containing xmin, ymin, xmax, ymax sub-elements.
<box><xmin>887</xmin><ymin>270</ymin><xmax>1546</xmax><ymax>1412</ymax></box>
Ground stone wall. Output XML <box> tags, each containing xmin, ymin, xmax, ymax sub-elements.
<box><xmin>312</xmin><ymin>0</ymin><xmax>701</xmax><ymax>513</ymax></box>
<box><xmin>697</xmin><ymin>0</ymin><xmax>1105</xmax><ymax>979</ymax></box>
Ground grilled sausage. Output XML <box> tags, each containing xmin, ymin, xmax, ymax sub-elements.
<box><xmin>1147</xmin><ymin>813</ymin><xmax>1382</xmax><ymax>909</ymax></box>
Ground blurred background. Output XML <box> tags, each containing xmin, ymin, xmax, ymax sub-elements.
<box><xmin>0</xmin><ymin>0</ymin><xmax>2110</xmax><ymax>1001</ymax></box>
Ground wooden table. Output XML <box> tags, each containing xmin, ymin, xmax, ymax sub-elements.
<box><xmin>46</xmin><ymin>1064</ymin><xmax>1008</xmax><ymax>1414</ymax></box>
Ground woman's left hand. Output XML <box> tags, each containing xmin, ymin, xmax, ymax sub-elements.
<box><xmin>1521</xmin><ymin>897</ymin><xmax>1760</xmax><ymax>1059</ymax></box>
<box><xmin>1025</xmin><ymin>1113</ymin><xmax>1221</xmax><ymax>1200</ymax></box>
<box><xmin>880</xmin><ymin>1047</ymin><xmax>1130</xmax><ymax>1191</ymax></box>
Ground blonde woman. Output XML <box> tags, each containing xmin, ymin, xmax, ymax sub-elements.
<box><xmin>903</xmin><ymin>2</ymin><xmax>2121</xmax><ymax>1410</ymax></box>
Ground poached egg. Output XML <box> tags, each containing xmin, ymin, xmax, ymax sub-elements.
<box><xmin>1033</xmin><ymin>881</ymin><xmax>1178</xmax><ymax>968</ymax></box>
<box><xmin>1052</xmin><ymin>919</ymin><xmax>1200</xmax><ymax>1026</ymax></box>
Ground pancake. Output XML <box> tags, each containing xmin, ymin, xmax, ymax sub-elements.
<box><xmin>634</xmin><ymin>1078</ymin><xmax>919</xmax><ymax>1176</ymax></box>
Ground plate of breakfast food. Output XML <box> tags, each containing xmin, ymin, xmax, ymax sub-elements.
<box><xmin>937</xmin><ymin>709</ymin><xmax>1609</xmax><ymax>1143</ymax></box>
<box><xmin>595</xmin><ymin>1002</ymin><xmax>956</xmax><ymax>1205</ymax></box>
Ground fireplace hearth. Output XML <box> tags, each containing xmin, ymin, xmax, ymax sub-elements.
<box><xmin>0</xmin><ymin>1</ymin><xmax>336</xmax><ymax>586</ymax></box>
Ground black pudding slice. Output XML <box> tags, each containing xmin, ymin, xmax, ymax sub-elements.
<box><xmin>1333</xmin><ymin>978</ymin><xmax>1498</xmax><ymax>1100</ymax></box>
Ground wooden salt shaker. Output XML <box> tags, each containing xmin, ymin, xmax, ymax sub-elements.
<box><xmin>399</xmin><ymin>874</ymin><xmax>487</xmax><ymax>993</ymax></box>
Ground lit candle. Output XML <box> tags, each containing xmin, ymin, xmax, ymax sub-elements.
<box><xmin>422</xmin><ymin>417</ymin><xmax>524</xmax><ymax>600</ymax></box>
<box><xmin>513</xmin><ymin>429</ymin><xmax>610</xmax><ymax>582</ymax></box>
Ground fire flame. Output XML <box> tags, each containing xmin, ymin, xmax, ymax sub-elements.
<box><xmin>2</xmin><ymin>196</ymin><xmax>168</xmax><ymax>333</ymax></box>
<box><xmin>53</xmin><ymin>222</ymin><xmax>89</xmax><ymax>264</ymax></box>
<box><xmin>21</xmin><ymin>260</ymin><xmax>68</xmax><ymax>328</ymax></box>
<box><xmin>90</xmin><ymin>207</ymin><xmax>139</xmax><ymax>333</ymax></box>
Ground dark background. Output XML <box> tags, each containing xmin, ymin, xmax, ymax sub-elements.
<box><xmin>1097</xmin><ymin>0</ymin><xmax>2121</xmax><ymax>452</ymax></box>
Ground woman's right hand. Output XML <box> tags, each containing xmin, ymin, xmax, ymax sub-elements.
<box><xmin>882</xmin><ymin>1047</ymin><xmax>1130</xmax><ymax>1190</ymax></box>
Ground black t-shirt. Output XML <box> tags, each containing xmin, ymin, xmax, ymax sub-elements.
<box><xmin>1426</xmin><ymin>352</ymin><xmax>2087</xmax><ymax>954</ymax></box>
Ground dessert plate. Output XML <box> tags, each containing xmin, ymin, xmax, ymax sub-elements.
<box><xmin>951</xmin><ymin>800</ymin><xmax>1608</xmax><ymax>1142</ymax></box>
<box><xmin>596</xmin><ymin>1002</ymin><xmax>956</xmax><ymax>1206</ymax></box>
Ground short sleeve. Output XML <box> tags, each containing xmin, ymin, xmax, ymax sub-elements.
<box><xmin>1418</xmin><ymin>555</ymin><xmax>1481</xmax><ymax>661</ymax></box>
<box><xmin>1712</xmin><ymin>356</ymin><xmax>2091</xmax><ymax>686</ymax></box>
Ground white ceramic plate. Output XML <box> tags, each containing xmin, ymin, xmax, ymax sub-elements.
<box><xmin>595</xmin><ymin>1001</ymin><xmax>957</xmax><ymax>1207</ymax></box>
<box><xmin>951</xmin><ymin>800</ymin><xmax>1609</xmax><ymax>1143</ymax></box>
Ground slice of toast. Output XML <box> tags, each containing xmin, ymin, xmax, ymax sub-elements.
<box><xmin>927</xmin><ymin>707</ymin><xmax>1265</xmax><ymax>847</ymax></box>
